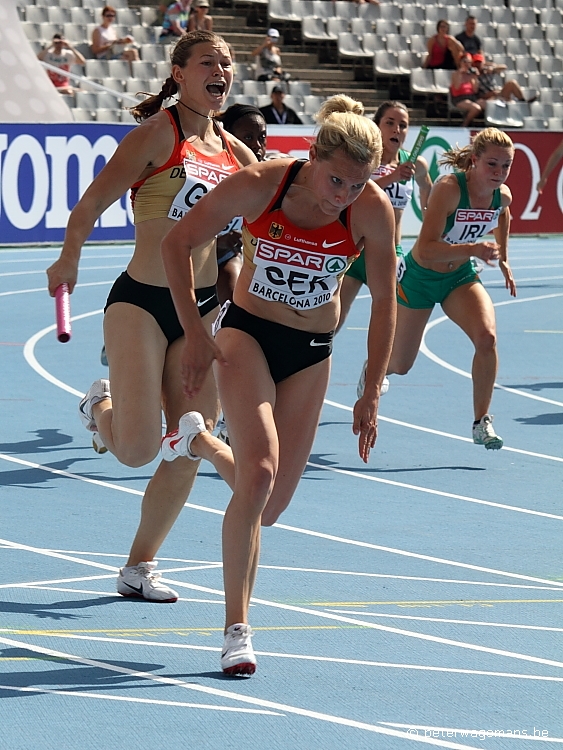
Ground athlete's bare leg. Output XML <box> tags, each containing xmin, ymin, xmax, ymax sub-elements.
<box><xmin>336</xmin><ymin>275</ymin><xmax>363</xmax><ymax>333</ymax></box>
<box><xmin>441</xmin><ymin>282</ymin><xmax>497</xmax><ymax>420</ymax></box>
<box><xmin>386</xmin><ymin>304</ymin><xmax>433</xmax><ymax>376</ymax></box>
<box><xmin>214</xmin><ymin>327</ymin><xmax>330</xmax><ymax>630</ymax></box>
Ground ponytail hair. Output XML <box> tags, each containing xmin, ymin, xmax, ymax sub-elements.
<box><xmin>130</xmin><ymin>30</ymin><xmax>229</xmax><ymax>122</ymax></box>
<box><xmin>440</xmin><ymin>127</ymin><xmax>514</xmax><ymax>171</ymax></box>
<box><xmin>315</xmin><ymin>95</ymin><xmax>382</xmax><ymax>168</ymax></box>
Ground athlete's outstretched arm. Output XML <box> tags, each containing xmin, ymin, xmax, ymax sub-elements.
<box><xmin>537</xmin><ymin>138</ymin><xmax>563</xmax><ymax>193</ymax></box>
<box><xmin>352</xmin><ymin>183</ymin><xmax>397</xmax><ymax>463</ymax></box>
<box><xmin>414</xmin><ymin>155</ymin><xmax>432</xmax><ymax>214</ymax></box>
<box><xmin>47</xmin><ymin>114</ymin><xmax>177</xmax><ymax>296</ymax></box>
<box><xmin>494</xmin><ymin>186</ymin><xmax>516</xmax><ymax>297</ymax></box>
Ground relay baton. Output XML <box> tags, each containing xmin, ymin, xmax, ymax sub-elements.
<box><xmin>400</xmin><ymin>125</ymin><xmax>429</xmax><ymax>184</ymax></box>
<box><xmin>55</xmin><ymin>283</ymin><xmax>71</xmax><ymax>343</ymax></box>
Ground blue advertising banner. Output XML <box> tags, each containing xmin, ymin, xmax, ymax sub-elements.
<box><xmin>0</xmin><ymin>123</ymin><xmax>135</xmax><ymax>245</ymax></box>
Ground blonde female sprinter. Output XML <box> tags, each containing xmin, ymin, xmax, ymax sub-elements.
<box><xmin>157</xmin><ymin>96</ymin><xmax>397</xmax><ymax>675</ymax></box>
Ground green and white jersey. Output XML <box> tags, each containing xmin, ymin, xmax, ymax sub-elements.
<box><xmin>442</xmin><ymin>171</ymin><xmax>502</xmax><ymax>245</ymax></box>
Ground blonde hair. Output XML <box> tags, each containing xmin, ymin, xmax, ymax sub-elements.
<box><xmin>314</xmin><ymin>95</ymin><xmax>382</xmax><ymax>168</ymax></box>
<box><xmin>440</xmin><ymin>127</ymin><xmax>514</xmax><ymax>171</ymax></box>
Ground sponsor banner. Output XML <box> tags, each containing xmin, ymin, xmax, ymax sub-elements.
<box><xmin>267</xmin><ymin>126</ymin><xmax>563</xmax><ymax>236</ymax></box>
<box><xmin>1</xmin><ymin>123</ymin><xmax>561</xmax><ymax>244</ymax></box>
<box><xmin>0</xmin><ymin>122</ymin><xmax>134</xmax><ymax>244</ymax></box>
<box><xmin>502</xmin><ymin>131</ymin><xmax>563</xmax><ymax>234</ymax></box>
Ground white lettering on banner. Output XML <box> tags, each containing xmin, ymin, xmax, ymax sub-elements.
<box><xmin>2</xmin><ymin>135</ymin><xmax>49</xmax><ymax>230</ymax></box>
<box><xmin>0</xmin><ymin>134</ymin><xmax>7</xmax><ymax>220</ymax></box>
<box><xmin>45</xmin><ymin>134</ymin><xmax>125</xmax><ymax>229</ymax></box>
<box><xmin>514</xmin><ymin>143</ymin><xmax>541</xmax><ymax>221</ymax></box>
<box><xmin>557</xmin><ymin>166</ymin><xmax>563</xmax><ymax>215</ymax></box>
<box><xmin>250</xmin><ymin>238</ymin><xmax>348</xmax><ymax>310</ymax></box>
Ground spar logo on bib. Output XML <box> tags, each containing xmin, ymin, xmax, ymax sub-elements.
<box><xmin>250</xmin><ymin>238</ymin><xmax>349</xmax><ymax>310</ymax></box>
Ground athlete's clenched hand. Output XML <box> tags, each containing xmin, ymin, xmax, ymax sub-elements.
<box><xmin>353</xmin><ymin>395</ymin><xmax>379</xmax><ymax>463</ymax></box>
<box><xmin>181</xmin><ymin>329</ymin><xmax>227</xmax><ymax>398</ymax></box>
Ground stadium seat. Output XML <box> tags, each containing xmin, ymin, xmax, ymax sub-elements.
<box><xmin>374</xmin><ymin>50</ymin><xmax>402</xmax><ymax>76</ymax></box>
<box><xmin>327</xmin><ymin>18</ymin><xmax>350</xmax><ymax>39</ymax></box>
<box><xmin>410</xmin><ymin>68</ymin><xmax>437</xmax><ymax>95</ymax></box>
<box><xmin>95</xmin><ymin>109</ymin><xmax>121</xmax><ymax>122</ymax></box>
<box><xmin>334</xmin><ymin>1</ymin><xmax>359</xmax><ymax>21</ymax></box>
<box><xmin>301</xmin><ymin>16</ymin><xmax>332</xmax><ymax>44</ymax></box>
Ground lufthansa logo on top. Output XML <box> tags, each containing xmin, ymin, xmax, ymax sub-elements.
<box><xmin>268</xmin><ymin>222</ymin><xmax>284</xmax><ymax>239</ymax></box>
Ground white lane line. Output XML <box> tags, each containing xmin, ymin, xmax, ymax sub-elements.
<box><xmin>306</xmin><ymin>459</ymin><xmax>563</xmax><ymax>520</ymax></box>
<box><xmin>20</xmin><ymin>300</ymin><xmax>563</xmax><ymax>462</ymax></box>
<box><xmin>3</xmin><ymin>560</ymin><xmax>561</xmax><ymax>593</ymax></box>
<box><xmin>380</xmin><ymin>724</ymin><xmax>562</xmax><ymax>743</ymax></box>
<box><xmin>420</xmin><ymin>292</ymin><xmax>563</xmax><ymax>408</ymax></box>
<box><xmin>0</xmin><ymin>281</ymin><xmax>113</xmax><ymax>298</ymax></box>
<box><xmin>484</xmin><ymin>275</ymin><xmax>563</xmax><ymax>284</ymax></box>
<box><xmin>157</xmin><ymin>579</ymin><xmax>563</xmax><ymax>672</ymax></box>
<box><xmin>324</xmin><ymin>611</ymin><xmax>563</xmax><ymax>633</ymax></box>
<box><xmin>1</xmin><ymin>586</ymin><xmax>223</xmax><ymax>602</ymax></box>
<box><xmin>3</xmin><ymin>536</ymin><xmax>563</xmax><ymax>673</ymax></box>
<box><xmin>24</xmin><ymin>312</ymin><xmax>101</xmax><ymax>395</ymax></box>
<box><xmin>0</xmin><ymin>253</ymin><xmax>132</xmax><ymax>264</ymax></box>
<box><xmin>1</xmin><ymin>458</ymin><xmax>562</xmax><ymax>588</ymax></box>
<box><xmin>0</xmin><ymin>636</ymin><xmax>483</xmax><ymax>749</ymax></box>
<box><xmin>0</xmin><ymin>685</ymin><xmax>281</xmax><ymax>715</ymax></box>
<box><xmin>323</xmin><ymin>399</ymin><xmax>563</xmax><ymax>463</ymax></box>
<box><xmin>5</xmin><ymin>631</ymin><xmax>563</xmax><ymax>684</ymax></box>
<box><xmin>0</xmin><ymin>266</ymin><xmax>125</xmax><ymax>278</ymax></box>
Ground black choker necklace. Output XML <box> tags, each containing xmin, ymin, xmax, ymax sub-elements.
<box><xmin>176</xmin><ymin>98</ymin><xmax>212</xmax><ymax>121</ymax></box>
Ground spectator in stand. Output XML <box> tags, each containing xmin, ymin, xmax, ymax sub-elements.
<box><xmin>259</xmin><ymin>84</ymin><xmax>302</xmax><ymax>125</ymax></box>
<box><xmin>159</xmin><ymin>0</ymin><xmax>191</xmax><ymax>41</ymax></box>
<box><xmin>424</xmin><ymin>20</ymin><xmax>464</xmax><ymax>70</ymax></box>
<box><xmin>91</xmin><ymin>6</ymin><xmax>139</xmax><ymax>64</ymax></box>
<box><xmin>455</xmin><ymin>16</ymin><xmax>482</xmax><ymax>60</ymax></box>
<box><xmin>450</xmin><ymin>53</ymin><xmax>486</xmax><ymax>127</ymax></box>
<box><xmin>38</xmin><ymin>34</ymin><xmax>86</xmax><ymax>95</ymax></box>
<box><xmin>252</xmin><ymin>29</ymin><xmax>289</xmax><ymax>82</ymax></box>
<box><xmin>189</xmin><ymin>0</ymin><xmax>213</xmax><ymax>32</ymax></box>
<box><xmin>473</xmin><ymin>54</ymin><xmax>536</xmax><ymax>104</ymax></box>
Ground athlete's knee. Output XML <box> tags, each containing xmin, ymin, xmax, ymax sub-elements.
<box><xmin>261</xmin><ymin>500</ymin><xmax>287</xmax><ymax>527</ymax></box>
<box><xmin>387</xmin><ymin>355</ymin><xmax>413</xmax><ymax>376</ymax></box>
<box><xmin>241</xmin><ymin>458</ymin><xmax>277</xmax><ymax>503</ymax></box>
<box><xmin>473</xmin><ymin>328</ymin><xmax>497</xmax><ymax>354</ymax></box>
<box><xmin>115</xmin><ymin>436</ymin><xmax>161</xmax><ymax>468</ymax></box>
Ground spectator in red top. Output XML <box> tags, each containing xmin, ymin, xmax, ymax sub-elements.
<box><xmin>450</xmin><ymin>54</ymin><xmax>486</xmax><ymax>126</ymax></box>
<box><xmin>424</xmin><ymin>20</ymin><xmax>464</xmax><ymax>70</ymax></box>
<box><xmin>38</xmin><ymin>34</ymin><xmax>86</xmax><ymax>95</ymax></box>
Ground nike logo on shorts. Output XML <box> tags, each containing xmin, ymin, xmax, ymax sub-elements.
<box><xmin>197</xmin><ymin>296</ymin><xmax>215</xmax><ymax>308</ymax></box>
<box><xmin>310</xmin><ymin>339</ymin><xmax>330</xmax><ymax>347</ymax></box>
<box><xmin>322</xmin><ymin>239</ymin><xmax>345</xmax><ymax>249</ymax></box>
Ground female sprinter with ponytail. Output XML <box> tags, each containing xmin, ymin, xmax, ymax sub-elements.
<box><xmin>158</xmin><ymin>95</ymin><xmax>397</xmax><ymax>675</ymax></box>
<box><xmin>46</xmin><ymin>31</ymin><xmax>255</xmax><ymax>602</ymax></box>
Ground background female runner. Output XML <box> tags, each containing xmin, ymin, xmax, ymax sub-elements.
<box><xmin>158</xmin><ymin>95</ymin><xmax>397</xmax><ymax>675</ymax></box>
<box><xmin>215</xmin><ymin>104</ymin><xmax>268</xmax><ymax>304</ymax></box>
<box><xmin>387</xmin><ymin>127</ymin><xmax>516</xmax><ymax>449</ymax></box>
<box><xmin>46</xmin><ymin>31</ymin><xmax>255</xmax><ymax>603</ymax></box>
<box><xmin>339</xmin><ymin>100</ymin><xmax>432</xmax><ymax>331</ymax></box>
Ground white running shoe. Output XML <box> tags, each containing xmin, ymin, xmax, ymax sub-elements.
<box><xmin>221</xmin><ymin>623</ymin><xmax>256</xmax><ymax>676</ymax></box>
<box><xmin>472</xmin><ymin>414</ymin><xmax>503</xmax><ymax>450</ymax></box>
<box><xmin>116</xmin><ymin>561</ymin><xmax>178</xmax><ymax>602</ymax></box>
<box><xmin>161</xmin><ymin>411</ymin><xmax>206</xmax><ymax>462</ymax></box>
<box><xmin>216</xmin><ymin>415</ymin><xmax>230</xmax><ymax>446</ymax></box>
<box><xmin>357</xmin><ymin>359</ymin><xmax>389</xmax><ymax>399</ymax></box>
<box><xmin>78</xmin><ymin>379</ymin><xmax>111</xmax><ymax>432</ymax></box>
